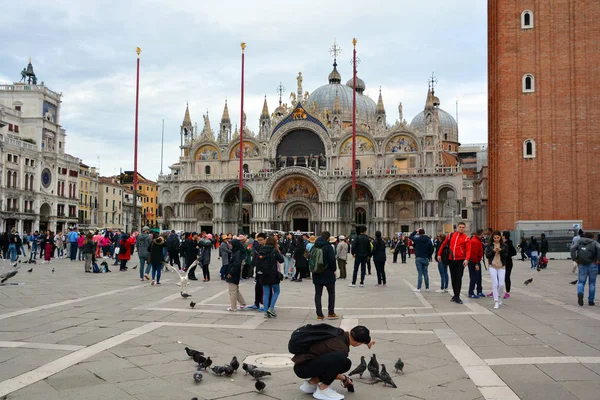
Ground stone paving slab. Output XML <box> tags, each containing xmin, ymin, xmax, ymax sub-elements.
<box><xmin>1</xmin><ymin>253</ymin><xmax>600</xmax><ymax>399</ymax></box>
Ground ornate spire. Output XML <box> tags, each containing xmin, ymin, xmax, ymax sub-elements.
<box><xmin>260</xmin><ymin>96</ymin><xmax>269</xmax><ymax>118</ymax></box>
<box><xmin>376</xmin><ymin>87</ymin><xmax>386</xmax><ymax>115</ymax></box>
<box><xmin>201</xmin><ymin>111</ymin><xmax>214</xmax><ymax>140</ymax></box>
<box><xmin>328</xmin><ymin>39</ymin><xmax>342</xmax><ymax>84</ymax></box>
<box><xmin>182</xmin><ymin>103</ymin><xmax>192</xmax><ymax>127</ymax></box>
<box><xmin>220</xmin><ymin>99</ymin><xmax>230</xmax><ymax>123</ymax></box>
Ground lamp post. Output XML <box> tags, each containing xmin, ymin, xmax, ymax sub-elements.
<box><xmin>238</xmin><ymin>42</ymin><xmax>246</xmax><ymax>234</ymax></box>
<box><xmin>351</xmin><ymin>38</ymin><xmax>357</xmax><ymax>238</ymax></box>
<box><xmin>132</xmin><ymin>47</ymin><xmax>141</xmax><ymax>233</ymax></box>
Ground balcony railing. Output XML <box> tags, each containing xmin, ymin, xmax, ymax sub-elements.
<box><xmin>0</xmin><ymin>84</ymin><xmax>61</xmax><ymax>99</ymax></box>
<box><xmin>0</xmin><ymin>104</ymin><xmax>22</xmax><ymax>118</ymax></box>
<box><xmin>158</xmin><ymin>166</ymin><xmax>462</xmax><ymax>183</ymax></box>
<box><xmin>1</xmin><ymin>135</ymin><xmax>37</xmax><ymax>151</ymax></box>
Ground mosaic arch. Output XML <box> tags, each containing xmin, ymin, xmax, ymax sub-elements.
<box><xmin>386</xmin><ymin>135</ymin><xmax>418</xmax><ymax>153</ymax></box>
<box><xmin>230</xmin><ymin>142</ymin><xmax>260</xmax><ymax>159</ymax></box>
<box><xmin>223</xmin><ymin>187</ymin><xmax>254</xmax><ymax>203</ymax></box>
<box><xmin>385</xmin><ymin>184</ymin><xmax>422</xmax><ymax>201</ymax></box>
<box><xmin>185</xmin><ymin>189</ymin><xmax>213</xmax><ymax>203</ymax></box>
<box><xmin>195</xmin><ymin>145</ymin><xmax>220</xmax><ymax>160</ymax></box>
<box><xmin>273</xmin><ymin>176</ymin><xmax>319</xmax><ymax>202</ymax></box>
<box><xmin>340</xmin><ymin>136</ymin><xmax>375</xmax><ymax>155</ymax></box>
<box><xmin>341</xmin><ymin>184</ymin><xmax>374</xmax><ymax>202</ymax></box>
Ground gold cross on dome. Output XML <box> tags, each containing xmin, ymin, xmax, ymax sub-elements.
<box><xmin>329</xmin><ymin>39</ymin><xmax>342</xmax><ymax>60</ymax></box>
<box><xmin>428</xmin><ymin>72</ymin><xmax>438</xmax><ymax>91</ymax></box>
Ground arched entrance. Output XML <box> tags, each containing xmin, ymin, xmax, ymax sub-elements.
<box><xmin>40</xmin><ymin>203</ymin><xmax>51</xmax><ymax>232</ymax></box>
<box><xmin>286</xmin><ymin>204</ymin><xmax>312</xmax><ymax>232</ymax></box>
<box><xmin>185</xmin><ymin>189</ymin><xmax>213</xmax><ymax>233</ymax></box>
<box><xmin>223</xmin><ymin>187</ymin><xmax>254</xmax><ymax>234</ymax></box>
<box><xmin>276</xmin><ymin>129</ymin><xmax>326</xmax><ymax>169</ymax></box>
<box><xmin>339</xmin><ymin>184</ymin><xmax>375</xmax><ymax>232</ymax></box>
<box><xmin>384</xmin><ymin>184</ymin><xmax>422</xmax><ymax>234</ymax></box>
<box><xmin>162</xmin><ymin>206</ymin><xmax>174</xmax><ymax>230</ymax></box>
<box><xmin>273</xmin><ymin>176</ymin><xmax>320</xmax><ymax>233</ymax></box>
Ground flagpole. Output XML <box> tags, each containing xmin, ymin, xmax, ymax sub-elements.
<box><xmin>238</xmin><ymin>42</ymin><xmax>246</xmax><ymax>234</ymax></box>
<box><xmin>351</xmin><ymin>38</ymin><xmax>357</xmax><ymax>233</ymax></box>
<box><xmin>133</xmin><ymin>47</ymin><xmax>141</xmax><ymax>232</ymax></box>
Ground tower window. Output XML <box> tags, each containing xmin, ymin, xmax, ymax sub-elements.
<box><xmin>205</xmin><ymin>166</ymin><xmax>211</xmax><ymax>175</ymax></box>
<box><xmin>521</xmin><ymin>10</ymin><xmax>534</xmax><ymax>29</ymax></box>
<box><xmin>523</xmin><ymin>139</ymin><xmax>536</xmax><ymax>158</ymax></box>
<box><xmin>522</xmin><ymin>74</ymin><xmax>535</xmax><ymax>93</ymax></box>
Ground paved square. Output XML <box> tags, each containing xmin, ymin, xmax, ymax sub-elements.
<box><xmin>1</xmin><ymin>253</ymin><xmax>599</xmax><ymax>399</ymax></box>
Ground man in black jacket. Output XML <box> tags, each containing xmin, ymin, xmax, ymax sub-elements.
<box><xmin>313</xmin><ymin>231</ymin><xmax>339</xmax><ymax>320</ymax></box>
<box><xmin>350</xmin><ymin>226</ymin><xmax>371</xmax><ymax>287</ymax></box>
<box><xmin>409</xmin><ymin>228</ymin><xmax>434</xmax><ymax>292</ymax></box>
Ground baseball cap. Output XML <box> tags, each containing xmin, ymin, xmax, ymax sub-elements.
<box><xmin>339</xmin><ymin>235</ymin><xmax>345</xmax><ymax>240</ymax></box>
<box><xmin>350</xmin><ymin>326</ymin><xmax>371</xmax><ymax>344</ymax></box>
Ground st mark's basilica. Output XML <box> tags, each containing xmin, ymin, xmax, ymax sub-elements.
<box><xmin>157</xmin><ymin>49</ymin><xmax>463</xmax><ymax>237</ymax></box>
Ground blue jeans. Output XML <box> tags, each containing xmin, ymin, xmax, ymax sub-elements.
<box><xmin>578</xmin><ymin>263</ymin><xmax>598</xmax><ymax>303</ymax></box>
<box><xmin>283</xmin><ymin>255</ymin><xmax>294</xmax><ymax>277</ymax></box>
<box><xmin>30</xmin><ymin>243</ymin><xmax>38</xmax><ymax>259</ymax></box>
<box><xmin>151</xmin><ymin>261</ymin><xmax>163</xmax><ymax>283</ymax></box>
<box><xmin>18</xmin><ymin>244</ymin><xmax>27</xmax><ymax>258</ymax></box>
<box><xmin>468</xmin><ymin>261</ymin><xmax>483</xmax><ymax>296</ymax></box>
<box><xmin>352</xmin><ymin>256</ymin><xmax>368</xmax><ymax>285</ymax></box>
<box><xmin>70</xmin><ymin>243</ymin><xmax>78</xmax><ymax>260</ymax></box>
<box><xmin>415</xmin><ymin>257</ymin><xmax>429</xmax><ymax>290</ymax></box>
<box><xmin>262</xmin><ymin>283</ymin><xmax>280</xmax><ymax>310</ymax></box>
<box><xmin>438</xmin><ymin>260</ymin><xmax>449</xmax><ymax>290</ymax></box>
<box><xmin>8</xmin><ymin>244</ymin><xmax>17</xmax><ymax>262</ymax></box>
<box><xmin>220</xmin><ymin>265</ymin><xmax>228</xmax><ymax>280</ymax></box>
<box><xmin>530</xmin><ymin>254</ymin><xmax>538</xmax><ymax>268</ymax></box>
<box><xmin>139</xmin><ymin>255</ymin><xmax>150</xmax><ymax>279</ymax></box>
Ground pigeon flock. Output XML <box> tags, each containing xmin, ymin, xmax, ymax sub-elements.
<box><xmin>185</xmin><ymin>346</ymin><xmax>271</xmax><ymax>395</ymax></box>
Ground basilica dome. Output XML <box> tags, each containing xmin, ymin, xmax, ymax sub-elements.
<box><xmin>410</xmin><ymin>108</ymin><xmax>458</xmax><ymax>143</ymax></box>
<box><xmin>307</xmin><ymin>65</ymin><xmax>377</xmax><ymax>125</ymax></box>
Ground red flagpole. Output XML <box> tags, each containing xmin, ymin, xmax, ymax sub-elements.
<box><xmin>351</xmin><ymin>39</ymin><xmax>357</xmax><ymax>227</ymax></box>
<box><xmin>133</xmin><ymin>47</ymin><xmax>141</xmax><ymax>231</ymax></box>
<box><xmin>238</xmin><ymin>43</ymin><xmax>246</xmax><ymax>233</ymax></box>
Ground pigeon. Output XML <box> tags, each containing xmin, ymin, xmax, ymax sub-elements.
<box><xmin>349</xmin><ymin>356</ymin><xmax>367</xmax><ymax>378</ymax></box>
<box><xmin>181</xmin><ymin>292</ymin><xmax>192</xmax><ymax>298</ymax></box>
<box><xmin>132</xmin><ymin>264</ymin><xmax>138</xmax><ymax>270</ymax></box>
<box><xmin>52</xmin><ymin>268</ymin><xmax>55</xmax><ymax>273</ymax></box>
<box><xmin>193</xmin><ymin>369</ymin><xmax>203</xmax><ymax>382</ymax></box>
<box><xmin>190</xmin><ymin>301</ymin><xmax>196</xmax><ymax>309</ymax></box>
<box><xmin>524</xmin><ymin>278</ymin><xmax>533</xmax><ymax>285</ymax></box>
<box><xmin>368</xmin><ymin>354</ymin><xmax>380</xmax><ymax>380</ymax></box>
<box><xmin>27</xmin><ymin>268</ymin><xmax>33</xmax><ymax>273</ymax></box>
<box><xmin>10</xmin><ymin>262</ymin><xmax>18</xmax><ymax>268</ymax></box>
<box><xmin>223</xmin><ymin>364</ymin><xmax>234</xmax><ymax>376</ymax></box>
<box><xmin>394</xmin><ymin>358</ymin><xmax>404</xmax><ymax>374</ymax></box>
<box><xmin>29</xmin><ymin>260</ymin><xmax>37</xmax><ymax>264</ymax></box>
<box><xmin>249</xmin><ymin>369</ymin><xmax>271</xmax><ymax>380</ymax></box>
<box><xmin>192</xmin><ymin>398</ymin><xmax>199</xmax><ymax>400</ymax></box>
<box><xmin>230</xmin><ymin>356</ymin><xmax>240</xmax><ymax>372</ymax></box>
<box><xmin>199</xmin><ymin>356</ymin><xmax>212</xmax><ymax>370</ymax></box>
<box><xmin>0</xmin><ymin>270</ymin><xmax>18</xmax><ymax>284</ymax></box>
<box><xmin>255</xmin><ymin>379</ymin><xmax>266</xmax><ymax>392</ymax></box>
<box><xmin>211</xmin><ymin>365</ymin><xmax>226</xmax><ymax>375</ymax></box>
<box><xmin>379</xmin><ymin>364</ymin><xmax>397</xmax><ymax>388</ymax></box>
<box><xmin>185</xmin><ymin>347</ymin><xmax>204</xmax><ymax>358</ymax></box>
<box><xmin>192</xmin><ymin>352</ymin><xmax>206</xmax><ymax>365</ymax></box>
<box><xmin>18</xmin><ymin>260</ymin><xmax>21</xmax><ymax>263</ymax></box>
<box><xmin>569</xmin><ymin>280</ymin><xmax>578</xmax><ymax>285</ymax></box>
<box><xmin>243</xmin><ymin>363</ymin><xmax>257</xmax><ymax>375</ymax></box>
<box><xmin>100</xmin><ymin>261</ymin><xmax>108</xmax><ymax>268</ymax></box>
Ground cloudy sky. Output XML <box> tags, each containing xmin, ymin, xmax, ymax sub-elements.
<box><xmin>1</xmin><ymin>0</ymin><xmax>487</xmax><ymax>180</ymax></box>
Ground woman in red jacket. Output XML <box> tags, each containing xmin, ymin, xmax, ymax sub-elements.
<box><xmin>437</xmin><ymin>222</ymin><xmax>472</xmax><ymax>304</ymax></box>
<box><xmin>117</xmin><ymin>233</ymin><xmax>136</xmax><ymax>271</ymax></box>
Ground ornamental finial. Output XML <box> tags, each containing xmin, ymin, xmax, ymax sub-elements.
<box><xmin>352</xmin><ymin>38</ymin><xmax>357</xmax><ymax>47</ymax></box>
<box><xmin>136</xmin><ymin>47</ymin><xmax>141</xmax><ymax>57</ymax></box>
<box><xmin>241</xmin><ymin>42</ymin><xmax>247</xmax><ymax>52</ymax></box>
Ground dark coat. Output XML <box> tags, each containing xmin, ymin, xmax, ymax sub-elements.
<box><xmin>226</xmin><ymin>239</ymin><xmax>244</xmax><ymax>285</ymax></box>
<box><xmin>148</xmin><ymin>237</ymin><xmax>166</xmax><ymax>263</ymax></box>
<box><xmin>540</xmin><ymin>238</ymin><xmax>549</xmax><ymax>254</ymax></box>
<box><xmin>409</xmin><ymin>231</ymin><xmax>434</xmax><ymax>259</ymax></box>
<box><xmin>372</xmin><ymin>238</ymin><xmax>387</xmax><ymax>263</ymax></box>
<box><xmin>198</xmin><ymin>238</ymin><xmax>212</xmax><ymax>265</ymax></box>
<box><xmin>312</xmin><ymin>237</ymin><xmax>337</xmax><ymax>285</ymax></box>
<box><xmin>256</xmin><ymin>244</ymin><xmax>284</xmax><ymax>285</ymax></box>
<box><xmin>281</xmin><ymin>238</ymin><xmax>296</xmax><ymax>256</ymax></box>
<box><xmin>184</xmin><ymin>238</ymin><xmax>199</xmax><ymax>265</ymax></box>
<box><xmin>485</xmin><ymin>242</ymin><xmax>508</xmax><ymax>266</ymax></box>
<box><xmin>294</xmin><ymin>241</ymin><xmax>308</xmax><ymax>268</ymax></box>
<box><xmin>82</xmin><ymin>240</ymin><xmax>96</xmax><ymax>254</ymax></box>
<box><xmin>351</xmin><ymin>234</ymin><xmax>372</xmax><ymax>258</ymax></box>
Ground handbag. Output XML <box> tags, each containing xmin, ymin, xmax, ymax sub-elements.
<box><xmin>441</xmin><ymin>233</ymin><xmax>454</xmax><ymax>265</ymax></box>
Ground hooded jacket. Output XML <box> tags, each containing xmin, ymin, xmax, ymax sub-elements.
<box><xmin>312</xmin><ymin>236</ymin><xmax>337</xmax><ymax>285</ymax></box>
<box><xmin>136</xmin><ymin>232</ymin><xmax>152</xmax><ymax>258</ymax></box>
<box><xmin>219</xmin><ymin>241</ymin><xmax>232</xmax><ymax>266</ymax></box>
<box><xmin>117</xmin><ymin>235</ymin><xmax>136</xmax><ymax>261</ymax></box>
<box><xmin>408</xmin><ymin>231</ymin><xmax>434</xmax><ymax>259</ymax></box>
<box><xmin>226</xmin><ymin>239</ymin><xmax>244</xmax><ymax>285</ymax></box>
<box><xmin>148</xmin><ymin>237</ymin><xmax>166</xmax><ymax>263</ymax></box>
<box><xmin>351</xmin><ymin>234</ymin><xmax>372</xmax><ymax>258</ymax></box>
<box><xmin>198</xmin><ymin>238</ymin><xmax>212</xmax><ymax>265</ymax></box>
<box><xmin>256</xmin><ymin>244</ymin><xmax>284</xmax><ymax>285</ymax></box>
<box><xmin>570</xmin><ymin>237</ymin><xmax>600</xmax><ymax>263</ymax></box>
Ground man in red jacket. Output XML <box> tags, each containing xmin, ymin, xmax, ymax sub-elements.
<box><xmin>468</xmin><ymin>229</ymin><xmax>485</xmax><ymax>298</ymax></box>
<box><xmin>437</xmin><ymin>222</ymin><xmax>472</xmax><ymax>304</ymax></box>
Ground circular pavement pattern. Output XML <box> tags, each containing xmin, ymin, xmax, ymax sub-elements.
<box><xmin>243</xmin><ymin>353</ymin><xmax>294</xmax><ymax>368</ymax></box>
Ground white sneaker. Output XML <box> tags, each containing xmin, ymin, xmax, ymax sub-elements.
<box><xmin>413</xmin><ymin>288</ymin><xmax>421</xmax><ymax>292</ymax></box>
<box><xmin>498</xmin><ymin>298</ymin><xmax>503</xmax><ymax>305</ymax></box>
<box><xmin>494</xmin><ymin>301</ymin><xmax>499</xmax><ymax>309</ymax></box>
<box><xmin>425</xmin><ymin>288</ymin><xmax>430</xmax><ymax>292</ymax></box>
<box><xmin>359</xmin><ymin>284</ymin><xmax>364</xmax><ymax>287</ymax></box>
<box><xmin>444</xmin><ymin>289</ymin><xmax>449</xmax><ymax>293</ymax></box>
<box><xmin>349</xmin><ymin>283</ymin><xmax>356</xmax><ymax>287</ymax></box>
<box><xmin>299</xmin><ymin>380</ymin><xmax>318</xmax><ymax>394</ymax></box>
<box><xmin>313</xmin><ymin>386</ymin><xmax>344</xmax><ymax>400</ymax></box>
<box><xmin>435</xmin><ymin>289</ymin><xmax>445</xmax><ymax>293</ymax></box>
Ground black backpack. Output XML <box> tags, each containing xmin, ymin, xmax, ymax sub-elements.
<box><xmin>288</xmin><ymin>324</ymin><xmax>344</xmax><ymax>355</ymax></box>
<box><xmin>119</xmin><ymin>241</ymin><xmax>127</xmax><ymax>254</ymax></box>
<box><xmin>576</xmin><ymin>242</ymin><xmax>597</xmax><ymax>265</ymax></box>
<box><xmin>256</xmin><ymin>250</ymin><xmax>274</xmax><ymax>278</ymax></box>
<box><xmin>441</xmin><ymin>233</ymin><xmax>454</xmax><ymax>264</ymax></box>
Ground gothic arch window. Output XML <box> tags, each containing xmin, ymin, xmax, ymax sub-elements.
<box><xmin>205</xmin><ymin>165</ymin><xmax>211</xmax><ymax>175</ymax></box>
<box><xmin>12</xmin><ymin>171</ymin><xmax>17</xmax><ymax>188</ymax></box>
<box><xmin>6</xmin><ymin>171</ymin><xmax>11</xmax><ymax>188</ymax></box>
<box><xmin>522</xmin><ymin>74</ymin><xmax>535</xmax><ymax>93</ymax></box>
<box><xmin>521</xmin><ymin>10</ymin><xmax>534</xmax><ymax>29</ymax></box>
<box><xmin>523</xmin><ymin>139</ymin><xmax>536</xmax><ymax>158</ymax></box>
<box><xmin>242</xmin><ymin>208</ymin><xmax>250</xmax><ymax>225</ymax></box>
<box><xmin>243</xmin><ymin>163</ymin><xmax>249</xmax><ymax>173</ymax></box>
<box><xmin>355</xmin><ymin>160</ymin><xmax>361</xmax><ymax>170</ymax></box>
<box><xmin>355</xmin><ymin>207</ymin><xmax>367</xmax><ymax>225</ymax></box>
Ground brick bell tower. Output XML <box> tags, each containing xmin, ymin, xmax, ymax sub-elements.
<box><xmin>488</xmin><ymin>0</ymin><xmax>600</xmax><ymax>231</ymax></box>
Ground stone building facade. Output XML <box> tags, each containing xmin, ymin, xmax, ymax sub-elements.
<box><xmin>158</xmin><ymin>58</ymin><xmax>463</xmax><ymax>237</ymax></box>
<box><xmin>488</xmin><ymin>1</ymin><xmax>600</xmax><ymax>230</ymax></box>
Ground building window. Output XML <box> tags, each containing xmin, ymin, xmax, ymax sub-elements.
<box><xmin>521</xmin><ymin>10</ymin><xmax>534</xmax><ymax>29</ymax></box>
<box><xmin>205</xmin><ymin>166</ymin><xmax>211</xmax><ymax>175</ymax></box>
<box><xmin>8</xmin><ymin>124</ymin><xmax>13</xmax><ymax>132</ymax></box>
<box><xmin>355</xmin><ymin>160</ymin><xmax>361</xmax><ymax>170</ymax></box>
<box><xmin>14</xmin><ymin>125</ymin><xmax>19</xmax><ymax>133</ymax></box>
<box><xmin>523</xmin><ymin>139</ymin><xmax>536</xmax><ymax>158</ymax></box>
<box><xmin>105</xmin><ymin>213</ymin><xmax>108</xmax><ymax>223</ymax></box>
<box><xmin>522</xmin><ymin>74</ymin><xmax>535</xmax><ymax>93</ymax></box>
<box><xmin>15</xmin><ymin>105</ymin><xmax>21</xmax><ymax>111</ymax></box>
<box><xmin>355</xmin><ymin>208</ymin><xmax>367</xmax><ymax>225</ymax></box>
<box><xmin>462</xmin><ymin>209</ymin><xmax>468</xmax><ymax>219</ymax></box>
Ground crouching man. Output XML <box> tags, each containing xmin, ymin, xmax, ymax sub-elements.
<box><xmin>289</xmin><ymin>324</ymin><xmax>374</xmax><ymax>400</ymax></box>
